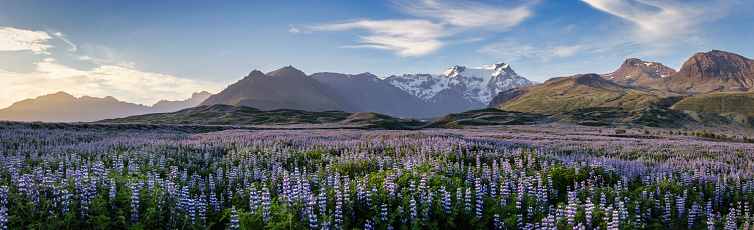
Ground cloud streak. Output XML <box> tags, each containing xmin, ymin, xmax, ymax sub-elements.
<box><xmin>310</xmin><ymin>0</ymin><xmax>536</xmax><ymax>57</ymax></box>
<box><xmin>52</xmin><ymin>31</ymin><xmax>77</xmax><ymax>52</ymax></box>
<box><xmin>479</xmin><ymin>41</ymin><xmax>586</xmax><ymax>62</ymax></box>
<box><xmin>394</xmin><ymin>0</ymin><xmax>535</xmax><ymax>29</ymax></box>
<box><xmin>0</xmin><ymin>27</ymin><xmax>53</xmax><ymax>54</ymax></box>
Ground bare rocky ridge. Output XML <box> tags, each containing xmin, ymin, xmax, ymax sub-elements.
<box><xmin>636</xmin><ymin>50</ymin><xmax>754</xmax><ymax>93</ymax></box>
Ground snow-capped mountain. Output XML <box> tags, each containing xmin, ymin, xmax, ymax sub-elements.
<box><xmin>383</xmin><ymin>62</ymin><xmax>532</xmax><ymax>108</ymax></box>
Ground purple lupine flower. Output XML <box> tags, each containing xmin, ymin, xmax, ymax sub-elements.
<box><xmin>249</xmin><ymin>184</ymin><xmax>257</xmax><ymax>215</ymax></box>
<box><xmin>442</xmin><ymin>187</ymin><xmax>451</xmax><ymax>215</ymax></box>
<box><xmin>464</xmin><ymin>187</ymin><xmax>472</xmax><ymax>211</ymax></box>
<box><xmin>409</xmin><ymin>197</ymin><xmax>417</xmax><ymax>223</ymax></box>
<box><xmin>130</xmin><ymin>183</ymin><xmax>140</xmax><ymax>224</ymax></box>
<box><xmin>318</xmin><ymin>187</ymin><xmax>327</xmax><ymax>218</ymax></box>
<box><xmin>364</xmin><ymin>219</ymin><xmax>373</xmax><ymax>230</ymax></box>
<box><xmin>585</xmin><ymin>197</ymin><xmax>594</xmax><ymax>229</ymax></box>
<box><xmin>188</xmin><ymin>196</ymin><xmax>196</xmax><ymax>225</ymax></box>
<box><xmin>493</xmin><ymin>214</ymin><xmax>502</xmax><ymax>229</ymax></box>
<box><xmin>380</xmin><ymin>203</ymin><xmax>388</xmax><ymax>222</ymax></box>
<box><xmin>109</xmin><ymin>180</ymin><xmax>117</xmax><ymax>202</ymax></box>
<box><xmin>724</xmin><ymin>207</ymin><xmax>737</xmax><ymax>230</ymax></box>
<box><xmin>228</xmin><ymin>206</ymin><xmax>240</xmax><ymax>230</ymax></box>
<box><xmin>474</xmin><ymin>176</ymin><xmax>483</xmax><ymax>219</ymax></box>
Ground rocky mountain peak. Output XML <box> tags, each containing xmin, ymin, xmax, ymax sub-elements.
<box><xmin>602</xmin><ymin>58</ymin><xmax>676</xmax><ymax>85</ymax></box>
<box><xmin>266</xmin><ymin>65</ymin><xmax>306</xmax><ymax>77</ymax></box>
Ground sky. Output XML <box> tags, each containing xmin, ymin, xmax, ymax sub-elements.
<box><xmin>1</xmin><ymin>0</ymin><xmax>753</xmax><ymax>109</ymax></box>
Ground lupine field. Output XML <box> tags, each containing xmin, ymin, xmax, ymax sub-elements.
<box><xmin>2</xmin><ymin>122</ymin><xmax>754</xmax><ymax>229</ymax></box>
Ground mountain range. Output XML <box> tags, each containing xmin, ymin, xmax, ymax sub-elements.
<box><xmin>489</xmin><ymin>50</ymin><xmax>754</xmax><ymax>117</ymax></box>
<box><xmin>3</xmin><ymin>50</ymin><xmax>754</xmax><ymax>125</ymax></box>
<box><xmin>0</xmin><ymin>91</ymin><xmax>211</xmax><ymax>122</ymax></box>
<box><xmin>634</xmin><ymin>50</ymin><xmax>754</xmax><ymax>94</ymax></box>
<box><xmin>0</xmin><ymin>62</ymin><xmax>531</xmax><ymax>122</ymax></box>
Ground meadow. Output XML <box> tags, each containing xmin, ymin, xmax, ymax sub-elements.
<box><xmin>0</xmin><ymin>121</ymin><xmax>753</xmax><ymax>229</ymax></box>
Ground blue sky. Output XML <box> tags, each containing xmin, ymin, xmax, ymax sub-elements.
<box><xmin>1</xmin><ymin>0</ymin><xmax>753</xmax><ymax>108</ymax></box>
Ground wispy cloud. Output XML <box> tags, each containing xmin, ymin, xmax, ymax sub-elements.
<box><xmin>581</xmin><ymin>0</ymin><xmax>738</xmax><ymax>46</ymax></box>
<box><xmin>479</xmin><ymin>41</ymin><xmax>586</xmax><ymax>61</ymax></box>
<box><xmin>0</xmin><ymin>27</ymin><xmax>53</xmax><ymax>54</ymax></box>
<box><xmin>311</xmin><ymin>19</ymin><xmax>449</xmax><ymax>56</ymax></box>
<box><xmin>310</xmin><ymin>0</ymin><xmax>536</xmax><ymax>57</ymax></box>
<box><xmin>0</xmin><ymin>58</ymin><xmax>224</xmax><ymax>108</ymax></box>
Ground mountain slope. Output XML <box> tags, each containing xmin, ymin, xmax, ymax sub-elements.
<box><xmin>487</xmin><ymin>83</ymin><xmax>541</xmax><ymax>108</ymax></box>
<box><xmin>495</xmin><ymin>74</ymin><xmax>686</xmax><ymax>113</ymax></box>
<box><xmin>601</xmin><ymin>58</ymin><xmax>676</xmax><ymax>85</ymax></box>
<box><xmin>636</xmin><ymin>50</ymin><xmax>754</xmax><ymax>93</ymax></box>
<box><xmin>310</xmin><ymin>72</ymin><xmax>433</xmax><ymax>118</ymax></box>
<box><xmin>383</xmin><ymin>62</ymin><xmax>532</xmax><ymax>115</ymax></box>
<box><xmin>199</xmin><ymin>66</ymin><xmax>358</xmax><ymax>112</ymax></box>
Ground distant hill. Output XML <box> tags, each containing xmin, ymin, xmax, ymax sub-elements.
<box><xmin>549</xmin><ymin>106</ymin><xmax>754</xmax><ymax>128</ymax></box>
<box><xmin>97</xmin><ymin>104</ymin><xmax>421</xmax><ymax>130</ymax></box>
<box><xmin>492</xmin><ymin>74</ymin><xmax>685</xmax><ymax>113</ymax></box>
<box><xmin>0</xmin><ymin>91</ymin><xmax>211</xmax><ymax>122</ymax></box>
<box><xmin>601</xmin><ymin>58</ymin><xmax>676</xmax><ymax>85</ymax></box>
<box><xmin>0</xmin><ymin>92</ymin><xmax>150</xmax><ymax>122</ymax></box>
<box><xmin>635</xmin><ymin>50</ymin><xmax>754</xmax><ymax>93</ymax></box>
<box><xmin>152</xmin><ymin>91</ymin><xmax>212</xmax><ymax>113</ymax></box>
<box><xmin>671</xmin><ymin>92</ymin><xmax>754</xmax><ymax>116</ymax></box>
<box><xmin>199</xmin><ymin>66</ymin><xmax>358</xmax><ymax>112</ymax></box>
<box><xmin>425</xmin><ymin>108</ymin><xmax>545</xmax><ymax>128</ymax></box>
<box><xmin>310</xmin><ymin>72</ymin><xmax>433</xmax><ymax>118</ymax></box>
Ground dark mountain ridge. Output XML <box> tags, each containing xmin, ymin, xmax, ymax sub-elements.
<box><xmin>310</xmin><ymin>72</ymin><xmax>434</xmax><ymax>118</ymax></box>
<box><xmin>199</xmin><ymin>66</ymin><xmax>359</xmax><ymax>112</ymax></box>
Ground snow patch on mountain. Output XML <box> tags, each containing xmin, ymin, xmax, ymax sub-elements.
<box><xmin>383</xmin><ymin>62</ymin><xmax>532</xmax><ymax>105</ymax></box>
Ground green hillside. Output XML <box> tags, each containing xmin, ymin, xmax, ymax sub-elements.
<box><xmin>497</xmin><ymin>74</ymin><xmax>685</xmax><ymax>114</ymax></box>
<box><xmin>671</xmin><ymin>92</ymin><xmax>754</xmax><ymax>116</ymax></box>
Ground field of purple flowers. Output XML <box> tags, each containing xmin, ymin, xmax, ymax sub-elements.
<box><xmin>1</xmin><ymin>121</ymin><xmax>753</xmax><ymax>229</ymax></box>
